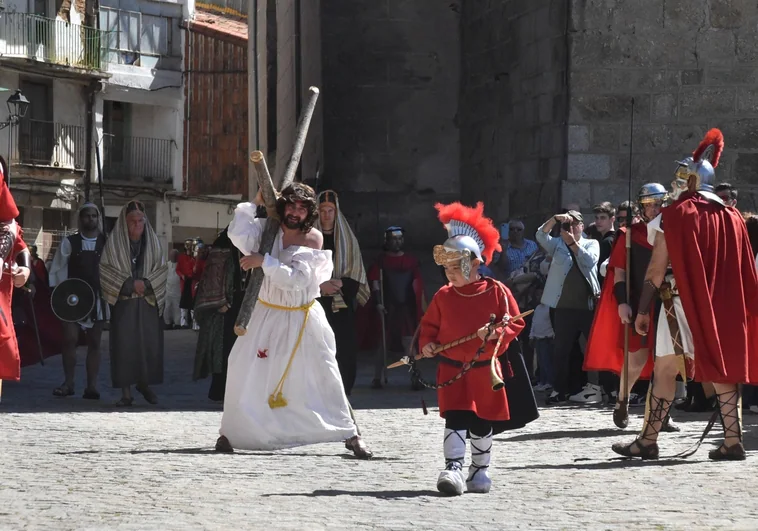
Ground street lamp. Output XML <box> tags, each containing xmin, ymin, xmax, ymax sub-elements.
<box><xmin>0</xmin><ymin>89</ymin><xmax>30</xmax><ymax>187</ymax></box>
<box><xmin>0</xmin><ymin>89</ymin><xmax>29</xmax><ymax>129</ymax></box>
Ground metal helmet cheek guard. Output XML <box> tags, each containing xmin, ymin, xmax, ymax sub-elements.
<box><xmin>671</xmin><ymin>129</ymin><xmax>724</xmax><ymax>200</ymax></box>
<box><xmin>433</xmin><ymin>203</ymin><xmax>500</xmax><ymax>281</ymax></box>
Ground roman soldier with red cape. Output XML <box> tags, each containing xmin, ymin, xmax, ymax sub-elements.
<box><xmin>584</xmin><ymin>183</ymin><xmax>667</xmax><ymax>429</ymax></box>
<box><xmin>614</xmin><ymin>128</ymin><xmax>758</xmax><ymax>461</ymax></box>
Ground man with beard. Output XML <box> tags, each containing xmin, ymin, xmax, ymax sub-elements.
<box><xmin>215</xmin><ymin>183</ymin><xmax>372</xmax><ymax>458</ymax></box>
<box><xmin>314</xmin><ymin>191</ymin><xmax>370</xmax><ymax>396</ymax></box>
<box><xmin>49</xmin><ymin>203</ymin><xmax>108</xmax><ymax>400</ymax></box>
<box><xmin>100</xmin><ymin>201</ymin><xmax>167</xmax><ymax>406</ymax></box>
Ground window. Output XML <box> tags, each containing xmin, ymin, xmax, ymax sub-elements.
<box><xmin>100</xmin><ymin>7</ymin><xmax>181</xmax><ymax>70</ymax></box>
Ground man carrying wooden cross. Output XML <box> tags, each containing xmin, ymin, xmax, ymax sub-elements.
<box><xmin>214</xmin><ymin>183</ymin><xmax>372</xmax><ymax>458</ymax></box>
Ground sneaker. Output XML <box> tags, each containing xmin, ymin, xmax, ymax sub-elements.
<box><xmin>629</xmin><ymin>392</ymin><xmax>646</xmax><ymax>407</ymax></box>
<box><xmin>569</xmin><ymin>383</ymin><xmax>603</xmax><ymax>404</ymax></box>
<box><xmin>750</xmin><ymin>405</ymin><xmax>758</xmax><ymax>414</ymax></box>
<box><xmin>533</xmin><ymin>383</ymin><xmax>551</xmax><ymax>392</ymax></box>
<box><xmin>437</xmin><ymin>461</ymin><xmax>465</xmax><ymax>496</ymax></box>
<box><xmin>545</xmin><ymin>391</ymin><xmax>568</xmax><ymax>405</ymax></box>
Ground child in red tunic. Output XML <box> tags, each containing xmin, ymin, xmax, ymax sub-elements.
<box><xmin>419</xmin><ymin>202</ymin><xmax>525</xmax><ymax>496</ymax></box>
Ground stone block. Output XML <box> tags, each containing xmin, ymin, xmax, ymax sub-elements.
<box><xmin>734</xmin><ymin>153</ymin><xmax>758</xmax><ymax>183</ymax></box>
<box><xmin>591</xmin><ymin>124</ymin><xmax>620</xmax><ymax>151</ymax></box>
<box><xmin>591</xmin><ymin>181</ymin><xmax>631</xmax><ymax>206</ymax></box>
<box><xmin>710</xmin><ymin>0</ymin><xmax>757</xmax><ymax>29</ymax></box>
<box><xmin>736</xmin><ymin>26</ymin><xmax>758</xmax><ymax>63</ymax></box>
<box><xmin>663</xmin><ymin>0</ymin><xmax>707</xmax><ymax>31</ymax></box>
<box><xmin>611</xmin><ymin>69</ymin><xmax>666</xmax><ymax>92</ymax></box>
<box><xmin>570</xmin><ymin>69</ymin><xmax>612</xmax><ymax>93</ymax></box>
<box><xmin>568</xmin><ymin>125</ymin><xmax>589</xmax><ymax>152</ymax></box>
<box><xmin>322</xmin><ymin>49</ymin><xmax>390</xmax><ymax>87</ymax></box>
<box><xmin>681</xmin><ymin>69</ymin><xmax>704</xmax><ymax>86</ymax></box>
<box><xmin>696</xmin><ymin>30</ymin><xmax>736</xmax><ymax>65</ymax></box>
<box><xmin>720</xmin><ymin>119</ymin><xmax>758</xmax><ymax>149</ymax></box>
<box><xmin>561</xmin><ymin>180</ymin><xmax>592</xmax><ymax>211</ymax></box>
<box><xmin>388</xmin><ymin>52</ymin><xmax>440</xmax><ymax>87</ymax></box>
<box><xmin>652</xmin><ymin>93</ymin><xmax>679</xmax><ymax>121</ymax></box>
<box><xmin>736</xmin><ymin>88</ymin><xmax>758</xmax><ymax>114</ymax></box>
<box><xmin>567</xmin><ymin>154</ymin><xmax>611</xmax><ymax>181</ymax></box>
<box><xmin>679</xmin><ymin>88</ymin><xmax>735</xmax><ymax>119</ymax></box>
<box><xmin>707</xmin><ymin>68</ymin><xmax>758</xmax><ymax>85</ymax></box>
<box><xmin>570</xmin><ymin>94</ymin><xmax>650</xmax><ymax>123</ymax></box>
<box><xmin>388</xmin><ymin>0</ymin><xmax>454</xmax><ymax>21</ymax></box>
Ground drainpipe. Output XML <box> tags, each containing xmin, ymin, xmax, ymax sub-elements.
<box><xmin>84</xmin><ymin>82</ymin><xmax>96</xmax><ymax>203</ymax></box>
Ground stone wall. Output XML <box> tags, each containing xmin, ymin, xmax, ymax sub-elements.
<box><xmin>567</xmin><ymin>0</ymin><xmax>758</xmax><ymax>213</ymax></box>
<box><xmin>459</xmin><ymin>0</ymin><xmax>568</xmax><ymax>229</ymax></box>
<box><xmin>320</xmin><ymin>0</ymin><xmax>461</xmax><ymax>249</ymax></box>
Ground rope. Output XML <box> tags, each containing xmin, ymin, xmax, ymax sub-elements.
<box><xmin>259</xmin><ymin>299</ymin><xmax>315</xmax><ymax>409</ymax></box>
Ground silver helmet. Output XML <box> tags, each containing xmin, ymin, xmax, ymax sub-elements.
<box><xmin>637</xmin><ymin>183</ymin><xmax>667</xmax><ymax>222</ymax></box>
<box><xmin>671</xmin><ymin>129</ymin><xmax>723</xmax><ymax>200</ymax></box>
<box><xmin>433</xmin><ymin>220</ymin><xmax>486</xmax><ymax>281</ymax></box>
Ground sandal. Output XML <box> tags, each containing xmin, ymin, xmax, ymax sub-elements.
<box><xmin>114</xmin><ymin>397</ymin><xmax>134</xmax><ymax>407</ymax></box>
<box><xmin>612</xmin><ymin>438</ymin><xmax>660</xmax><ymax>460</ymax></box>
<box><xmin>82</xmin><ymin>388</ymin><xmax>101</xmax><ymax>400</ymax></box>
<box><xmin>53</xmin><ymin>384</ymin><xmax>75</xmax><ymax>397</ymax></box>
<box><xmin>709</xmin><ymin>389</ymin><xmax>746</xmax><ymax>461</ymax></box>
<box><xmin>612</xmin><ymin>392</ymin><xmax>671</xmax><ymax>460</ymax></box>
<box><xmin>613</xmin><ymin>398</ymin><xmax>629</xmax><ymax>429</ymax></box>
<box><xmin>136</xmin><ymin>385</ymin><xmax>158</xmax><ymax>405</ymax></box>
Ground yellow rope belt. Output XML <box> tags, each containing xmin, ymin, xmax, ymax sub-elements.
<box><xmin>259</xmin><ymin>299</ymin><xmax>315</xmax><ymax>409</ymax></box>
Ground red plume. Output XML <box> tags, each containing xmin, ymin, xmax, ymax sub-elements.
<box><xmin>692</xmin><ymin>128</ymin><xmax>724</xmax><ymax>168</ymax></box>
<box><xmin>434</xmin><ymin>202</ymin><xmax>502</xmax><ymax>264</ymax></box>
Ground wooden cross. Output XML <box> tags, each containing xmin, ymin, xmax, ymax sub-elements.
<box><xmin>234</xmin><ymin>86</ymin><xmax>320</xmax><ymax>336</ymax></box>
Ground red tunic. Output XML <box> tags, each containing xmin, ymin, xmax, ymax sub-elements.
<box><xmin>419</xmin><ymin>278</ymin><xmax>524</xmax><ymax>421</ymax></box>
<box><xmin>663</xmin><ymin>193</ymin><xmax>758</xmax><ymax>384</ymax></box>
<box><xmin>0</xmin><ymin>229</ymin><xmax>27</xmax><ymax>381</ymax></box>
<box><xmin>358</xmin><ymin>253</ymin><xmax>426</xmax><ymax>350</ymax></box>
<box><xmin>584</xmin><ymin>224</ymin><xmax>655</xmax><ymax>378</ymax></box>
<box><xmin>176</xmin><ymin>253</ymin><xmax>195</xmax><ymax>292</ymax></box>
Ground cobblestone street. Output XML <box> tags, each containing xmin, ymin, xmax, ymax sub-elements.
<box><xmin>2</xmin><ymin>330</ymin><xmax>758</xmax><ymax>530</ymax></box>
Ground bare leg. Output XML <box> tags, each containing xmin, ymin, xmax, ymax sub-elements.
<box><xmin>612</xmin><ymin>354</ymin><xmax>679</xmax><ymax>458</ymax></box>
<box><xmin>613</xmin><ymin>348</ymin><xmax>648</xmax><ymax>428</ymax></box>
<box><xmin>709</xmin><ymin>382</ymin><xmax>746</xmax><ymax>460</ymax></box>
<box><xmin>53</xmin><ymin>322</ymin><xmax>79</xmax><ymax>396</ymax></box>
<box><xmin>85</xmin><ymin>323</ymin><xmax>103</xmax><ymax>392</ymax></box>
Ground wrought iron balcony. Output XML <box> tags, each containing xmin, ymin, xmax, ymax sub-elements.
<box><xmin>103</xmin><ymin>134</ymin><xmax>173</xmax><ymax>184</ymax></box>
<box><xmin>0</xmin><ymin>13</ymin><xmax>105</xmax><ymax>71</ymax></box>
<box><xmin>15</xmin><ymin>119</ymin><xmax>86</xmax><ymax>169</ymax></box>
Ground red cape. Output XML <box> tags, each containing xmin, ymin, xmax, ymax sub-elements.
<box><xmin>584</xmin><ymin>223</ymin><xmax>655</xmax><ymax>378</ymax></box>
<box><xmin>663</xmin><ymin>193</ymin><xmax>758</xmax><ymax>384</ymax></box>
<box><xmin>0</xmin><ymin>227</ymin><xmax>26</xmax><ymax>380</ymax></box>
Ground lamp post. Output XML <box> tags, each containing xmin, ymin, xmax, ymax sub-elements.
<box><xmin>0</xmin><ymin>89</ymin><xmax>30</xmax><ymax>186</ymax></box>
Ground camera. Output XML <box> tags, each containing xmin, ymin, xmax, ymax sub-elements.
<box><xmin>561</xmin><ymin>222</ymin><xmax>571</xmax><ymax>231</ymax></box>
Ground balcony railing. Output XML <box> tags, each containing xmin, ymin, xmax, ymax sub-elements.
<box><xmin>103</xmin><ymin>134</ymin><xmax>173</xmax><ymax>184</ymax></box>
<box><xmin>0</xmin><ymin>13</ymin><xmax>104</xmax><ymax>71</ymax></box>
<box><xmin>15</xmin><ymin>119</ymin><xmax>86</xmax><ymax>169</ymax></box>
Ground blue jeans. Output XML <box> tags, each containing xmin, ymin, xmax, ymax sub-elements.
<box><xmin>534</xmin><ymin>337</ymin><xmax>554</xmax><ymax>386</ymax></box>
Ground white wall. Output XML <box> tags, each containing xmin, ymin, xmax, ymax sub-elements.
<box><xmin>170</xmin><ymin>198</ymin><xmax>234</xmax><ymax>229</ymax></box>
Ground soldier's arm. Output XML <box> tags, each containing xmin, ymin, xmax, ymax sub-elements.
<box><xmin>637</xmin><ymin>232</ymin><xmax>669</xmax><ymax>315</ymax></box>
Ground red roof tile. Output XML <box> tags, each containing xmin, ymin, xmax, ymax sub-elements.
<box><xmin>189</xmin><ymin>10</ymin><xmax>248</xmax><ymax>44</ymax></box>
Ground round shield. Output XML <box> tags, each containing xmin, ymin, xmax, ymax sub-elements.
<box><xmin>51</xmin><ymin>278</ymin><xmax>95</xmax><ymax>322</ymax></box>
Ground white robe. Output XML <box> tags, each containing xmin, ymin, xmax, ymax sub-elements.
<box><xmin>220</xmin><ymin>203</ymin><xmax>358</xmax><ymax>450</ymax></box>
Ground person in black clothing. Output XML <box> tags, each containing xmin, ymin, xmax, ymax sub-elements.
<box><xmin>314</xmin><ymin>190</ymin><xmax>371</xmax><ymax>396</ymax></box>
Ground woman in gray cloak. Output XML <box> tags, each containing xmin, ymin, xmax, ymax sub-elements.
<box><xmin>100</xmin><ymin>201</ymin><xmax>167</xmax><ymax>406</ymax></box>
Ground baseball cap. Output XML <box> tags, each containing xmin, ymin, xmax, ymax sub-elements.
<box><xmin>566</xmin><ymin>210</ymin><xmax>583</xmax><ymax>223</ymax></box>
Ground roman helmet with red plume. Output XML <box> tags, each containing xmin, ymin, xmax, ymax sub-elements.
<box><xmin>432</xmin><ymin>202</ymin><xmax>501</xmax><ymax>280</ymax></box>
<box><xmin>671</xmin><ymin>128</ymin><xmax>724</xmax><ymax>200</ymax></box>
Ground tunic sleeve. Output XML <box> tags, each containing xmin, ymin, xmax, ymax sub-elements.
<box><xmin>261</xmin><ymin>248</ymin><xmax>333</xmax><ymax>292</ymax></box>
<box><xmin>419</xmin><ymin>294</ymin><xmax>442</xmax><ymax>349</ymax></box>
<box><xmin>49</xmin><ymin>237</ymin><xmax>72</xmax><ymax>287</ymax></box>
<box><xmin>228</xmin><ymin>202</ymin><xmax>265</xmax><ymax>255</ymax></box>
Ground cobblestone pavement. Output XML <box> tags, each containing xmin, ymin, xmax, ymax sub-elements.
<box><xmin>2</xmin><ymin>330</ymin><xmax>758</xmax><ymax>530</ymax></box>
